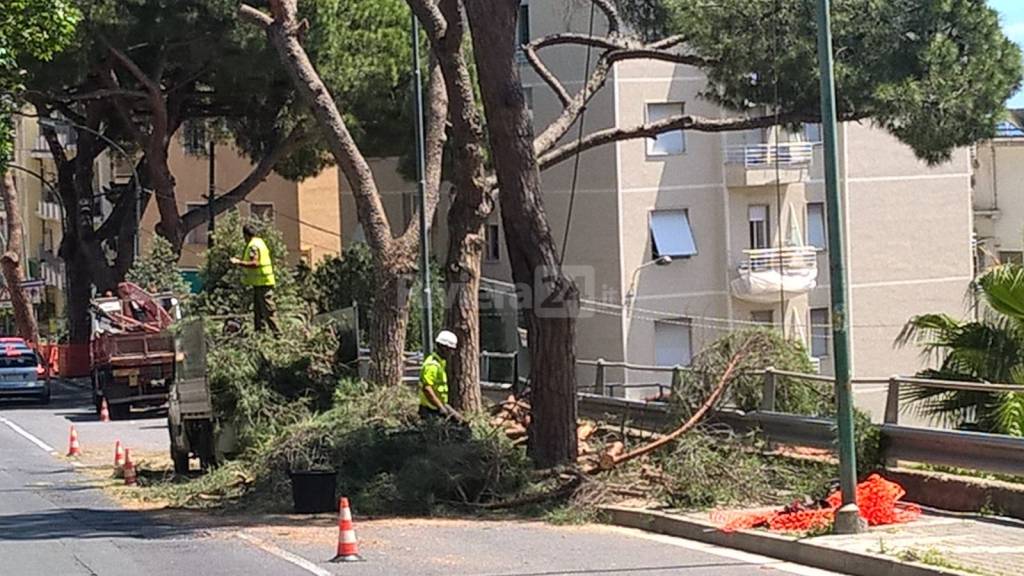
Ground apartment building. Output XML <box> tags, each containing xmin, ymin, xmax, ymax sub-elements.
<box><xmin>974</xmin><ymin>112</ymin><xmax>1024</xmax><ymax>271</ymax></box>
<box><xmin>7</xmin><ymin>113</ymin><xmax>84</xmax><ymax>336</ymax></box>
<box><xmin>140</xmin><ymin>133</ymin><xmax>343</xmax><ymax>281</ymax></box>
<box><xmin>337</xmin><ymin>2</ymin><xmax>974</xmax><ymax>405</ymax></box>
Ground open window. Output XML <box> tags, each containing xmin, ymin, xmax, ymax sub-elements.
<box><xmin>806</xmin><ymin>202</ymin><xmax>827</xmax><ymax>250</ymax></box>
<box><xmin>646</xmin><ymin>102</ymin><xmax>686</xmax><ymax>156</ymax></box>
<box><xmin>650</xmin><ymin>210</ymin><xmax>697</xmax><ymax>258</ymax></box>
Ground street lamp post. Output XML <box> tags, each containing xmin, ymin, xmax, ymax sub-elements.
<box><xmin>625</xmin><ymin>256</ymin><xmax>672</xmax><ymax>316</ymax></box>
<box><xmin>410</xmin><ymin>13</ymin><xmax>433</xmax><ymax>355</ymax></box>
<box><xmin>37</xmin><ymin>117</ymin><xmax>144</xmax><ymax>257</ymax></box>
<box><xmin>815</xmin><ymin>0</ymin><xmax>863</xmax><ymax>534</ymax></box>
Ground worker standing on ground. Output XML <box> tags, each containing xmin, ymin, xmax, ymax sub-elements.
<box><xmin>419</xmin><ymin>330</ymin><xmax>463</xmax><ymax>421</ymax></box>
<box><xmin>230</xmin><ymin>223</ymin><xmax>279</xmax><ymax>333</ymax></box>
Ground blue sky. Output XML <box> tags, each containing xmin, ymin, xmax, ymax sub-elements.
<box><xmin>992</xmin><ymin>0</ymin><xmax>1024</xmax><ymax>107</ymax></box>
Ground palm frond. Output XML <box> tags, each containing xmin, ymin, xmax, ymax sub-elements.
<box><xmin>980</xmin><ymin>264</ymin><xmax>1024</xmax><ymax>322</ymax></box>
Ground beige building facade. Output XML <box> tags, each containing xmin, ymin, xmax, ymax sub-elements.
<box><xmin>974</xmin><ymin>113</ymin><xmax>1024</xmax><ymax>271</ymax></box>
<box><xmin>141</xmin><ymin>138</ymin><xmax>342</xmax><ymax>274</ymax></box>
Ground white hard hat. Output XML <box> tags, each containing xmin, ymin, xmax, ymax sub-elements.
<box><xmin>435</xmin><ymin>330</ymin><xmax>458</xmax><ymax>349</ymax></box>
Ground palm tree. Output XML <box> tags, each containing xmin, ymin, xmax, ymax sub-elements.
<box><xmin>897</xmin><ymin>265</ymin><xmax>1024</xmax><ymax>436</ymax></box>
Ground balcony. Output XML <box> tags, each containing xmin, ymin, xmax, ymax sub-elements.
<box><xmin>724</xmin><ymin>143</ymin><xmax>813</xmax><ymax>188</ymax></box>
<box><xmin>731</xmin><ymin>246</ymin><xmax>818</xmax><ymax>303</ymax></box>
<box><xmin>37</xmin><ymin>200</ymin><xmax>62</xmax><ymax>222</ymax></box>
<box><xmin>41</xmin><ymin>260</ymin><xmax>65</xmax><ymax>291</ymax></box>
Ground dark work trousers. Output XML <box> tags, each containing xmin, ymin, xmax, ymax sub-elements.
<box><xmin>253</xmin><ymin>285</ymin><xmax>280</xmax><ymax>334</ymax></box>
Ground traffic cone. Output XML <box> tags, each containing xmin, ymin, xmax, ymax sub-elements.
<box><xmin>99</xmin><ymin>399</ymin><xmax>111</xmax><ymax>423</ymax></box>
<box><xmin>113</xmin><ymin>440</ymin><xmax>124</xmax><ymax>470</ymax></box>
<box><xmin>123</xmin><ymin>448</ymin><xmax>137</xmax><ymax>486</ymax></box>
<box><xmin>67</xmin><ymin>425</ymin><xmax>81</xmax><ymax>457</ymax></box>
<box><xmin>330</xmin><ymin>497</ymin><xmax>363</xmax><ymax>562</ymax></box>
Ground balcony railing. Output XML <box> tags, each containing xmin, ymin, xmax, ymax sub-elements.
<box><xmin>732</xmin><ymin>246</ymin><xmax>819</xmax><ymax>303</ymax></box>
<box><xmin>725</xmin><ymin>143</ymin><xmax>814</xmax><ymax>168</ymax></box>
<box><xmin>31</xmin><ymin>131</ymin><xmax>77</xmax><ymax>158</ymax></box>
<box><xmin>41</xmin><ymin>260</ymin><xmax>65</xmax><ymax>290</ymax></box>
<box><xmin>37</xmin><ymin>200</ymin><xmax>62</xmax><ymax>222</ymax></box>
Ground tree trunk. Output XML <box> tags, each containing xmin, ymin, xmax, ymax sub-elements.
<box><xmin>367</xmin><ymin>264</ymin><xmax>412</xmax><ymax>386</ymax></box>
<box><xmin>464</xmin><ymin>0</ymin><xmax>580</xmax><ymax>468</ymax></box>
<box><xmin>445</xmin><ymin>219</ymin><xmax>484</xmax><ymax>412</ymax></box>
<box><xmin>0</xmin><ymin>171</ymin><xmax>40</xmax><ymax>344</ymax></box>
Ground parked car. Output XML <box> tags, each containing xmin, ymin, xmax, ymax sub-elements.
<box><xmin>0</xmin><ymin>338</ymin><xmax>50</xmax><ymax>404</ymax></box>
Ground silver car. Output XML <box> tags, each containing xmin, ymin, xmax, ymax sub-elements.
<box><xmin>0</xmin><ymin>339</ymin><xmax>50</xmax><ymax>404</ymax></box>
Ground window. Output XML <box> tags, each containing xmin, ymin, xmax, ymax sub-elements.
<box><xmin>806</xmin><ymin>202</ymin><xmax>827</xmax><ymax>250</ymax></box>
<box><xmin>751</xmin><ymin>310</ymin><xmax>774</xmax><ymax>326</ymax></box>
<box><xmin>184</xmin><ymin>203</ymin><xmax>207</xmax><ymax>245</ymax></box>
<box><xmin>646</xmin><ymin>103</ymin><xmax>686</xmax><ymax>156</ymax></box>
<box><xmin>182</xmin><ymin>123</ymin><xmax>207</xmax><ymax>156</ymax></box>
<box><xmin>655</xmin><ymin>319</ymin><xmax>692</xmax><ymax>367</ymax></box>
<box><xmin>517</xmin><ymin>2</ymin><xmax>530</xmax><ymax>48</ymax></box>
<box><xmin>650</xmin><ymin>210</ymin><xmax>697</xmax><ymax>258</ymax></box>
<box><xmin>486</xmin><ymin>223</ymin><xmax>501</xmax><ymax>262</ymax></box>
<box><xmin>804</xmin><ymin>123</ymin><xmax>822</xmax><ymax>143</ymax></box>
<box><xmin>999</xmin><ymin>251</ymin><xmax>1024</xmax><ymax>265</ymax></box>
<box><xmin>748</xmin><ymin>204</ymin><xmax>770</xmax><ymax>250</ymax></box>
<box><xmin>250</xmin><ymin>203</ymin><xmax>275</xmax><ymax>223</ymax></box>
<box><xmin>401</xmin><ymin>193</ymin><xmax>416</xmax><ymax>227</ymax></box>
<box><xmin>810</xmin><ymin>308</ymin><xmax>830</xmax><ymax>358</ymax></box>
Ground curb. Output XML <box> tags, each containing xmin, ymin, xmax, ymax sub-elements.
<box><xmin>599</xmin><ymin>505</ymin><xmax>970</xmax><ymax>576</ymax></box>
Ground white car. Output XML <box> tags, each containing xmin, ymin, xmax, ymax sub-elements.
<box><xmin>0</xmin><ymin>338</ymin><xmax>50</xmax><ymax>404</ymax></box>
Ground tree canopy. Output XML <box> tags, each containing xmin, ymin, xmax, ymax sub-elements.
<box><xmin>0</xmin><ymin>0</ymin><xmax>79</xmax><ymax>166</ymax></box>
<box><xmin>616</xmin><ymin>0</ymin><xmax>1022</xmax><ymax>164</ymax></box>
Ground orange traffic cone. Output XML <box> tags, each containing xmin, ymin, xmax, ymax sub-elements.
<box><xmin>123</xmin><ymin>448</ymin><xmax>137</xmax><ymax>486</ymax></box>
<box><xmin>330</xmin><ymin>497</ymin><xmax>363</xmax><ymax>562</ymax></box>
<box><xmin>113</xmin><ymin>440</ymin><xmax>124</xmax><ymax>470</ymax></box>
<box><xmin>99</xmin><ymin>398</ymin><xmax>111</xmax><ymax>423</ymax></box>
<box><xmin>67</xmin><ymin>425</ymin><xmax>81</xmax><ymax>457</ymax></box>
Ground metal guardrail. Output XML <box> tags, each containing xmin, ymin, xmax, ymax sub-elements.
<box><xmin>740</xmin><ymin>246</ymin><xmax>819</xmax><ymax>274</ymax></box>
<box><xmin>572</xmin><ymin>361</ymin><xmax>1024</xmax><ymax>476</ymax></box>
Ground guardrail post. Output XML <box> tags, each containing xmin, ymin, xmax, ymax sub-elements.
<box><xmin>512</xmin><ymin>351</ymin><xmax>521</xmax><ymax>396</ymax></box>
<box><xmin>594</xmin><ymin>358</ymin><xmax>606</xmax><ymax>396</ymax></box>
<box><xmin>760</xmin><ymin>367</ymin><xmax>777</xmax><ymax>412</ymax></box>
<box><xmin>671</xmin><ymin>365</ymin><xmax>683</xmax><ymax>398</ymax></box>
<box><xmin>884</xmin><ymin>376</ymin><xmax>900</xmax><ymax>425</ymax></box>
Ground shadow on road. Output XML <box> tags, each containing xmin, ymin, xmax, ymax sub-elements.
<box><xmin>473</xmin><ymin>564</ymin><xmax>754</xmax><ymax>576</ymax></box>
<box><xmin>0</xmin><ymin>507</ymin><xmax>195</xmax><ymax>541</ymax></box>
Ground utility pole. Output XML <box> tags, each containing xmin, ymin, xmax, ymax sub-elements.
<box><xmin>411</xmin><ymin>14</ymin><xmax>433</xmax><ymax>355</ymax></box>
<box><xmin>207</xmin><ymin>139</ymin><xmax>216</xmax><ymax>248</ymax></box>
<box><xmin>815</xmin><ymin>0</ymin><xmax>863</xmax><ymax>534</ymax></box>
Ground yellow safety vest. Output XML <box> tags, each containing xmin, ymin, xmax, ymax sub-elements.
<box><xmin>418</xmin><ymin>353</ymin><xmax>448</xmax><ymax>409</ymax></box>
<box><xmin>241</xmin><ymin>237</ymin><xmax>276</xmax><ymax>287</ymax></box>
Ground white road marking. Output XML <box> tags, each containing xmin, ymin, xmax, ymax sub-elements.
<box><xmin>602</xmin><ymin>526</ymin><xmax>843</xmax><ymax>576</ymax></box>
<box><xmin>236</xmin><ymin>532</ymin><xmax>333</xmax><ymax>576</ymax></box>
<box><xmin>0</xmin><ymin>415</ymin><xmax>56</xmax><ymax>453</ymax></box>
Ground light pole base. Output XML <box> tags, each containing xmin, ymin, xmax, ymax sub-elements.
<box><xmin>833</xmin><ymin>504</ymin><xmax>867</xmax><ymax>534</ymax></box>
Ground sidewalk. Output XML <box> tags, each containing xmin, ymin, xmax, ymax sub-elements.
<box><xmin>603</xmin><ymin>505</ymin><xmax>1024</xmax><ymax>576</ymax></box>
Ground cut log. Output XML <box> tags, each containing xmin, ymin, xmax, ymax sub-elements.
<box><xmin>598</xmin><ymin>441</ymin><xmax>625</xmax><ymax>470</ymax></box>
<box><xmin>577</xmin><ymin>422</ymin><xmax>596</xmax><ymax>442</ymax></box>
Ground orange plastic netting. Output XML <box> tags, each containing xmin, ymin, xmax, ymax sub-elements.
<box><xmin>711</xmin><ymin>474</ymin><xmax>921</xmax><ymax>533</ymax></box>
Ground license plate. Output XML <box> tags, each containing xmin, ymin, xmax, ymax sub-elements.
<box><xmin>113</xmin><ymin>368</ymin><xmax>140</xmax><ymax>378</ymax></box>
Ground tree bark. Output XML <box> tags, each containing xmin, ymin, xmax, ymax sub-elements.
<box><xmin>0</xmin><ymin>171</ymin><xmax>40</xmax><ymax>344</ymax></box>
<box><xmin>464</xmin><ymin>0</ymin><xmax>579</xmax><ymax>467</ymax></box>
<box><xmin>367</xmin><ymin>261</ymin><xmax>413</xmax><ymax>386</ymax></box>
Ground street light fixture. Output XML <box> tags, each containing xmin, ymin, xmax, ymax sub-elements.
<box><xmin>625</xmin><ymin>255</ymin><xmax>672</xmax><ymax>315</ymax></box>
<box><xmin>37</xmin><ymin>117</ymin><xmax>144</xmax><ymax>257</ymax></box>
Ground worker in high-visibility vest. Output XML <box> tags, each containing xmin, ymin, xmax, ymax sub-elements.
<box><xmin>419</xmin><ymin>330</ymin><xmax>463</xmax><ymax>421</ymax></box>
<box><xmin>230</xmin><ymin>223</ymin><xmax>279</xmax><ymax>333</ymax></box>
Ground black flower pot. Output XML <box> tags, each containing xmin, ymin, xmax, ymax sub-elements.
<box><xmin>289</xmin><ymin>469</ymin><xmax>337</xmax><ymax>514</ymax></box>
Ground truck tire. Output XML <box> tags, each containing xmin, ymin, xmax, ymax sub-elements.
<box><xmin>194</xmin><ymin>420</ymin><xmax>217</xmax><ymax>471</ymax></box>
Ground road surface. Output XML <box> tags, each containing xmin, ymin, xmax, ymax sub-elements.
<box><xmin>0</xmin><ymin>381</ymin><xmax>847</xmax><ymax>576</ymax></box>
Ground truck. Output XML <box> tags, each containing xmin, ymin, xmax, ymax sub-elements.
<box><xmin>91</xmin><ymin>283</ymin><xmax>179</xmax><ymax>420</ymax></box>
<box><xmin>168</xmin><ymin>317</ymin><xmax>217</xmax><ymax>473</ymax></box>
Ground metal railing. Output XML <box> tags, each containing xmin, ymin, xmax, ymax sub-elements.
<box><xmin>36</xmin><ymin>200</ymin><xmax>62</xmax><ymax>222</ymax></box>
<box><xmin>576</xmin><ymin>361</ymin><xmax>1024</xmax><ymax>476</ymax></box>
<box><xmin>724</xmin><ymin>142</ymin><xmax>814</xmax><ymax>168</ymax></box>
<box><xmin>739</xmin><ymin>246</ymin><xmax>819</xmax><ymax>274</ymax></box>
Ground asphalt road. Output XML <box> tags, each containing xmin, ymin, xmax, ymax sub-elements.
<box><xmin>0</xmin><ymin>382</ymin><xmax>847</xmax><ymax>576</ymax></box>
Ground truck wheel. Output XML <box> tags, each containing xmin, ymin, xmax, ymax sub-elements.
<box><xmin>195</xmin><ymin>421</ymin><xmax>217</xmax><ymax>471</ymax></box>
<box><xmin>171</xmin><ymin>447</ymin><xmax>190</xmax><ymax>475</ymax></box>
